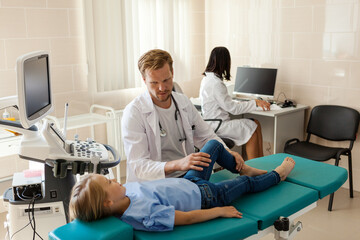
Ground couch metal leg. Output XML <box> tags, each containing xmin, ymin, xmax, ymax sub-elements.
<box><xmin>328</xmin><ymin>193</ymin><xmax>334</xmax><ymax>211</ymax></box>
<box><xmin>348</xmin><ymin>154</ymin><xmax>354</xmax><ymax>198</ymax></box>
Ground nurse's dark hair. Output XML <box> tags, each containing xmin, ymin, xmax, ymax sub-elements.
<box><xmin>203</xmin><ymin>46</ymin><xmax>231</xmax><ymax>81</ymax></box>
<box><xmin>138</xmin><ymin>49</ymin><xmax>173</xmax><ymax>78</ymax></box>
<box><xmin>69</xmin><ymin>174</ymin><xmax>112</xmax><ymax>222</ymax></box>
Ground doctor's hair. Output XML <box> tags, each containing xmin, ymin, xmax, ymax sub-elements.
<box><xmin>138</xmin><ymin>49</ymin><xmax>173</xmax><ymax>77</ymax></box>
<box><xmin>203</xmin><ymin>46</ymin><xmax>231</xmax><ymax>81</ymax></box>
<box><xmin>69</xmin><ymin>174</ymin><xmax>112</xmax><ymax>222</ymax></box>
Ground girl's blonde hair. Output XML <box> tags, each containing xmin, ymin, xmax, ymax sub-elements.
<box><xmin>69</xmin><ymin>174</ymin><xmax>112</xmax><ymax>222</ymax></box>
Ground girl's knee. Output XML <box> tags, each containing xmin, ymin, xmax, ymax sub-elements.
<box><xmin>203</xmin><ymin>139</ymin><xmax>224</xmax><ymax>153</ymax></box>
<box><xmin>208</xmin><ymin>139</ymin><xmax>222</xmax><ymax>147</ymax></box>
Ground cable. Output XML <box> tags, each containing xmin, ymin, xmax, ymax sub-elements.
<box><xmin>21</xmin><ymin>187</ymin><xmax>35</xmax><ymax>200</ymax></box>
<box><xmin>16</xmin><ymin>187</ymin><xmax>32</xmax><ymax>201</ymax></box>
<box><xmin>28</xmin><ymin>194</ymin><xmax>43</xmax><ymax>240</ymax></box>
<box><xmin>28</xmin><ymin>198</ymin><xmax>35</xmax><ymax>239</ymax></box>
<box><xmin>10</xmin><ymin>222</ymin><xmax>32</xmax><ymax>240</ymax></box>
<box><xmin>275</xmin><ymin>92</ymin><xmax>288</xmax><ymax>103</ymax></box>
<box><xmin>33</xmin><ymin>194</ymin><xmax>43</xmax><ymax>240</ymax></box>
<box><xmin>10</xmin><ymin>193</ymin><xmax>43</xmax><ymax>240</ymax></box>
<box><xmin>10</xmin><ymin>200</ymin><xmax>33</xmax><ymax>240</ymax></box>
<box><xmin>16</xmin><ymin>186</ymin><xmax>42</xmax><ymax>201</ymax></box>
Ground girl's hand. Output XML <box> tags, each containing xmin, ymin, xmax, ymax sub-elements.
<box><xmin>217</xmin><ymin>206</ymin><xmax>243</xmax><ymax>218</ymax></box>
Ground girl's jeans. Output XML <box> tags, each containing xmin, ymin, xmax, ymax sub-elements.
<box><xmin>183</xmin><ymin>139</ymin><xmax>280</xmax><ymax>208</ymax></box>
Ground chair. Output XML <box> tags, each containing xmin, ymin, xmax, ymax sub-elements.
<box><xmin>204</xmin><ymin>119</ymin><xmax>235</xmax><ymax>149</ymax></box>
<box><xmin>172</xmin><ymin>82</ymin><xmax>183</xmax><ymax>93</ymax></box>
<box><xmin>284</xmin><ymin>105</ymin><xmax>360</xmax><ymax>211</ymax></box>
<box><xmin>172</xmin><ymin>83</ymin><xmax>235</xmax><ymax>149</ymax></box>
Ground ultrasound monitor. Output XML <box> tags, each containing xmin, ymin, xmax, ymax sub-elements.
<box><xmin>16</xmin><ymin>51</ymin><xmax>53</xmax><ymax>129</ymax></box>
<box><xmin>233</xmin><ymin>67</ymin><xmax>277</xmax><ymax>99</ymax></box>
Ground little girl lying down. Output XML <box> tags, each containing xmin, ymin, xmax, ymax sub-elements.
<box><xmin>69</xmin><ymin>140</ymin><xmax>295</xmax><ymax>232</ymax></box>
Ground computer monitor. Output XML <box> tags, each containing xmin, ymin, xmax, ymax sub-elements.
<box><xmin>16</xmin><ymin>51</ymin><xmax>53</xmax><ymax>129</ymax></box>
<box><xmin>233</xmin><ymin>67</ymin><xmax>277</xmax><ymax>99</ymax></box>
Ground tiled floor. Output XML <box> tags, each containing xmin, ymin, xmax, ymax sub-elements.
<box><xmin>0</xmin><ymin>187</ymin><xmax>359</xmax><ymax>240</ymax></box>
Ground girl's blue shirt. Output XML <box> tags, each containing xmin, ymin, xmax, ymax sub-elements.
<box><xmin>119</xmin><ymin>178</ymin><xmax>201</xmax><ymax>231</ymax></box>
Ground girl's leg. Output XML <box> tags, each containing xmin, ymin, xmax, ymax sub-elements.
<box><xmin>213</xmin><ymin>157</ymin><xmax>295</xmax><ymax>206</ymax></box>
<box><xmin>198</xmin><ymin>171</ymin><xmax>281</xmax><ymax>209</ymax></box>
<box><xmin>217</xmin><ymin>171</ymin><xmax>280</xmax><ymax>205</ymax></box>
<box><xmin>184</xmin><ymin>139</ymin><xmax>238</xmax><ymax>181</ymax></box>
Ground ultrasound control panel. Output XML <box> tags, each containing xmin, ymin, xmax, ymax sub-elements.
<box><xmin>71</xmin><ymin>140</ymin><xmax>108</xmax><ymax>161</ymax></box>
<box><xmin>48</xmin><ymin>123</ymin><xmax>108</xmax><ymax>162</ymax></box>
<box><xmin>44</xmin><ymin>122</ymin><xmax>115</xmax><ymax>177</ymax></box>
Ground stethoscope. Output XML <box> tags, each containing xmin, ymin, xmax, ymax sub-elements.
<box><xmin>159</xmin><ymin>95</ymin><xmax>187</xmax><ymax>142</ymax></box>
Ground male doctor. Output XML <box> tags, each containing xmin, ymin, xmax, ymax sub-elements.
<box><xmin>122</xmin><ymin>49</ymin><xmax>244</xmax><ymax>182</ymax></box>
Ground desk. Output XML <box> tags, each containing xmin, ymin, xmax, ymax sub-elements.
<box><xmin>190</xmin><ymin>98</ymin><xmax>308</xmax><ymax>154</ymax></box>
<box><xmin>239</xmin><ymin>104</ymin><xmax>308</xmax><ymax>154</ymax></box>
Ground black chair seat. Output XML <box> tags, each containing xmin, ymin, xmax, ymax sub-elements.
<box><xmin>203</xmin><ymin>119</ymin><xmax>235</xmax><ymax>149</ymax></box>
<box><xmin>222</xmin><ymin>138</ymin><xmax>235</xmax><ymax>149</ymax></box>
<box><xmin>285</xmin><ymin>141</ymin><xmax>344</xmax><ymax>161</ymax></box>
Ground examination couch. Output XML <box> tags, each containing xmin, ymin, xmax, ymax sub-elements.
<box><xmin>49</xmin><ymin>153</ymin><xmax>348</xmax><ymax>240</ymax></box>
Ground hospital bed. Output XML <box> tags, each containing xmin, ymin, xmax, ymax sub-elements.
<box><xmin>49</xmin><ymin>153</ymin><xmax>348</xmax><ymax>240</ymax></box>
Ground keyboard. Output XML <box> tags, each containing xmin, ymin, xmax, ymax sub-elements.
<box><xmin>255</xmin><ymin>103</ymin><xmax>282</xmax><ymax>111</ymax></box>
<box><xmin>232</xmin><ymin>97</ymin><xmax>250</xmax><ymax>102</ymax></box>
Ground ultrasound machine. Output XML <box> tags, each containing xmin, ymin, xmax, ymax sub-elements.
<box><xmin>0</xmin><ymin>51</ymin><xmax>120</xmax><ymax>239</ymax></box>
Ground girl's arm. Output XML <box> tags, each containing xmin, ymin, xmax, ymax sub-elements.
<box><xmin>174</xmin><ymin>206</ymin><xmax>242</xmax><ymax>226</ymax></box>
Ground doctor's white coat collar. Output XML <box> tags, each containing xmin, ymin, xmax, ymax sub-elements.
<box><xmin>140</xmin><ymin>89</ymin><xmax>192</xmax><ymax>145</ymax></box>
<box><xmin>140</xmin><ymin>89</ymin><xmax>190</xmax><ymax>113</ymax></box>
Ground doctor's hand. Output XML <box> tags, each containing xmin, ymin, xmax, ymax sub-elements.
<box><xmin>179</xmin><ymin>152</ymin><xmax>212</xmax><ymax>171</ymax></box>
<box><xmin>255</xmin><ymin>99</ymin><xmax>271</xmax><ymax>111</ymax></box>
<box><xmin>165</xmin><ymin>152</ymin><xmax>212</xmax><ymax>173</ymax></box>
<box><xmin>228</xmin><ymin>149</ymin><xmax>244</xmax><ymax>172</ymax></box>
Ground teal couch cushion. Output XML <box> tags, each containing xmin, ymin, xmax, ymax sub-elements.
<box><xmin>48</xmin><ymin>216</ymin><xmax>133</xmax><ymax>240</ymax></box>
<box><xmin>245</xmin><ymin>153</ymin><xmax>348</xmax><ymax>198</ymax></box>
<box><xmin>133</xmin><ymin>215</ymin><xmax>258</xmax><ymax>240</ymax></box>
<box><xmin>49</xmin><ymin>153</ymin><xmax>347</xmax><ymax>240</ymax></box>
<box><xmin>231</xmin><ymin>181</ymin><xmax>318</xmax><ymax>230</ymax></box>
<box><xmin>209</xmin><ymin>170</ymin><xmax>319</xmax><ymax>230</ymax></box>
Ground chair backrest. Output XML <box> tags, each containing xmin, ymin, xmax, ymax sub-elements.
<box><xmin>307</xmin><ymin>105</ymin><xmax>360</xmax><ymax>142</ymax></box>
<box><xmin>172</xmin><ymin>82</ymin><xmax>183</xmax><ymax>93</ymax></box>
<box><xmin>171</xmin><ymin>81</ymin><xmax>235</xmax><ymax>149</ymax></box>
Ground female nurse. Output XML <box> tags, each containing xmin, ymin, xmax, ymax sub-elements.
<box><xmin>200</xmin><ymin>46</ymin><xmax>270</xmax><ymax>159</ymax></box>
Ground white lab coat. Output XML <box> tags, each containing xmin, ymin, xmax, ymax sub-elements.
<box><xmin>200</xmin><ymin>72</ymin><xmax>257</xmax><ymax>146</ymax></box>
<box><xmin>122</xmin><ymin>90</ymin><xmax>225</xmax><ymax>182</ymax></box>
